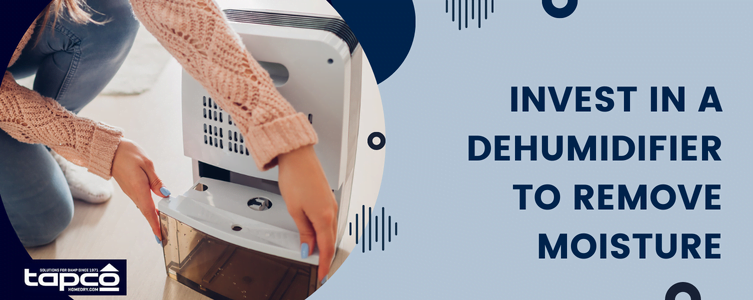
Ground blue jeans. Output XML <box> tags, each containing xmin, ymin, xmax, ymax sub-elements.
<box><xmin>1</xmin><ymin>0</ymin><xmax>139</xmax><ymax>247</ymax></box>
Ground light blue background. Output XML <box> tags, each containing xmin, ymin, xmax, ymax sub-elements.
<box><xmin>313</xmin><ymin>1</ymin><xmax>753</xmax><ymax>298</ymax></box>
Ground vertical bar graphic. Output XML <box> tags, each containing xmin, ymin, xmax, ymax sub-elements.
<box><xmin>362</xmin><ymin>205</ymin><xmax>365</xmax><ymax>253</ymax></box>
<box><xmin>492</xmin><ymin>0</ymin><xmax>495</xmax><ymax>13</ymax></box>
<box><xmin>472</xmin><ymin>0</ymin><xmax>474</xmax><ymax>19</ymax></box>
<box><xmin>351</xmin><ymin>206</ymin><xmax>397</xmax><ymax>250</ymax></box>
<box><xmin>458</xmin><ymin>0</ymin><xmax>461</xmax><ymax>30</ymax></box>
<box><xmin>465</xmin><ymin>0</ymin><xmax>468</xmax><ymax>28</ymax></box>
<box><xmin>485</xmin><ymin>0</ymin><xmax>488</xmax><ymax>19</ymax></box>
<box><xmin>369</xmin><ymin>207</ymin><xmax>372</xmax><ymax>251</ymax></box>
<box><xmin>478</xmin><ymin>0</ymin><xmax>481</xmax><ymax>27</ymax></box>
<box><xmin>446</xmin><ymin>0</ymin><xmax>448</xmax><ymax>12</ymax></box>
<box><xmin>382</xmin><ymin>207</ymin><xmax>385</xmax><ymax>251</ymax></box>
<box><xmin>452</xmin><ymin>0</ymin><xmax>455</xmax><ymax>21</ymax></box>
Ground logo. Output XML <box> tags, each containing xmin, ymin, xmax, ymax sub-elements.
<box><xmin>21</xmin><ymin>260</ymin><xmax>126</xmax><ymax>296</ymax></box>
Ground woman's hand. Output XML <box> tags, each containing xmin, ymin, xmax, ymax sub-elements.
<box><xmin>277</xmin><ymin>145</ymin><xmax>338</xmax><ymax>284</ymax></box>
<box><xmin>111</xmin><ymin>138</ymin><xmax>169</xmax><ymax>241</ymax></box>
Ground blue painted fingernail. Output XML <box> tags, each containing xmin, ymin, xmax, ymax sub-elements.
<box><xmin>301</xmin><ymin>243</ymin><xmax>309</xmax><ymax>259</ymax></box>
<box><xmin>155</xmin><ymin>234</ymin><xmax>162</xmax><ymax>246</ymax></box>
<box><xmin>160</xmin><ymin>187</ymin><xmax>171</xmax><ymax>197</ymax></box>
<box><xmin>321</xmin><ymin>275</ymin><xmax>328</xmax><ymax>285</ymax></box>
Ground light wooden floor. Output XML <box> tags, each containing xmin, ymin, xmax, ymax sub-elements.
<box><xmin>25</xmin><ymin>54</ymin><xmax>374</xmax><ymax>299</ymax></box>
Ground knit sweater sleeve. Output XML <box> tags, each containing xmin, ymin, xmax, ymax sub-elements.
<box><xmin>130</xmin><ymin>0</ymin><xmax>318</xmax><ymax>171</ymax></box>
<box><xmin>0</xmin><ymin>71</ymin><xmax>123</xmax><ymax>179</ymax></box>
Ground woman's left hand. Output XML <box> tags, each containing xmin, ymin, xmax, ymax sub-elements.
<box><xmin>111</xmin><ymin>138</ymin><xmax>169</xmax><ymax>241</ymax></box>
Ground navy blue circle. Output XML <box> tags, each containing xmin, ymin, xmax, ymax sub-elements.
<box><xmin>665</xmin><ymin>282</ymin><xmax>701</xmax><ymax>300</ymax></box>
<box><xmin>542</xmin><ymin>0</ymin><xmax>578</xmax><ymax>18</ymax></box>
<box><xmin>368</xmin><ymin>132</ymin><xmax>386</xmax><ymax>150</ymax></box>
<box><xmin>329</xmin><ymin>0</ymin><xmax>416</xmax><ymax>84</ymax></box>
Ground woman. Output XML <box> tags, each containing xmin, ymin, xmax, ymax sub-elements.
<box><xmin>1</xmin><ymin>0</ymin><xmax>336</xmax><ymax>283</ymax></box>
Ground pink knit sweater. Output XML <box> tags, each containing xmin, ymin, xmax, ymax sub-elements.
<box><xmin>0</xmin><ymin>0</ymin><xmax>318</xmax><ymax>179</ymax></box>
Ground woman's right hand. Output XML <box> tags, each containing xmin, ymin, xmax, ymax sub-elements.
<box><xmin>277</xmin><ymin>145</ymin><xmax>339</xmax><ymax>283</ymax></box>
<box><xmin>111</xmin><ymin>138</ymin><xmax>169</xmax><ymax>241</ymax></box>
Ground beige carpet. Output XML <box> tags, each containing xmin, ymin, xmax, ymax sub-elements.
<box><xmin>16</xmin><ymin>25</ymin><xmax>171</xmax><ymax>96</ymax></box>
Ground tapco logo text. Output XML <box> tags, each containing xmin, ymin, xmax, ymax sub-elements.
<box><xmin>20</xmin><ymin>259</ymin><xmax>127</xmax><ymax>296</ymax></box>
<box><xmin>25</xmin><ymin>263</ymin><xmax>120</xmax><ymax>292</ymax></box>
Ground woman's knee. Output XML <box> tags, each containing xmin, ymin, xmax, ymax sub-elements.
<box><xmin>94</xmin><ymin>0</ymin><xmax>141</xmax><ymax>44</ymax></box>
<box><xmin>19</xmin><ymin>211</ymin><xmax>74</xmax><ymax>248</ymax></box>
<box><xmin>110</xmin><ymin>2</ymin><xmax>141</xmax><ymax>42</ymax></box>
<box><xmin>5</xmin><ymin>180</ymin><xmax>75</xmax><ymax>248</ymax></box>
<box><xmin>0</xmin><ymin>127</ymin><xmax>74</xmax><ymax>248</ymax></box>
<box><xmin>72</xmin><ymin>0</ymin><xmax>140</xmax><ymax>58</ymax></box>
<box><xmin>17</xmin><ymin>192</ymin><xmax>74</xmax><ymax>248</ymax></box>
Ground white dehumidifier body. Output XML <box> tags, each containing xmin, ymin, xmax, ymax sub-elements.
<box><xmin>157</xmin><ymin>1</ymin><xmax>362</xmax><ymax>299</ymax></box>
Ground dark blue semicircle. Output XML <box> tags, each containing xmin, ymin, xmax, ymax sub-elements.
<box><xmin>0</xmin><ymin>0</ymin><xmax>73</xmax><ymax>299</ymax></box>
<box><xmin>329</xmin><ymin>0</ymin><xmax>416</xmax><ymax>84</ymax></box>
